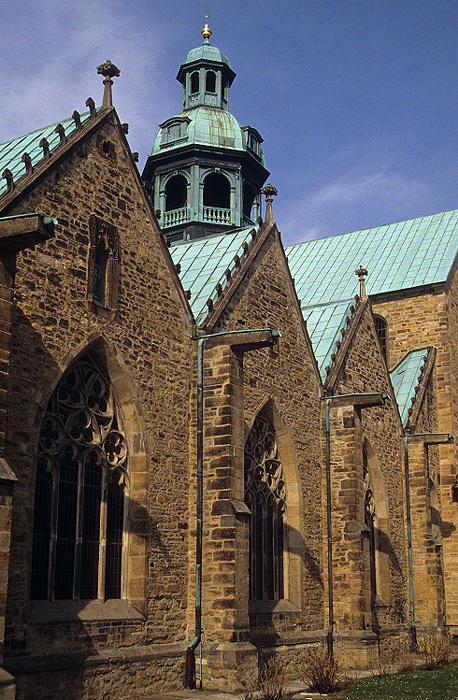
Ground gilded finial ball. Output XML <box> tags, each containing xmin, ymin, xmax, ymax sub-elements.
<box><xmin>201</xmin><ymin>22</ymin><xmax>212</xmax><ymax>40</ymax></box>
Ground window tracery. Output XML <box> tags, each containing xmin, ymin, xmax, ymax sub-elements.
<box><xmin>31</xmin><ymin>354</ymin><xmax>127</xmax><ymax>601</ymax></box>
<box><xmin>245</xmin><ymin>414</ymin><xmax>285</xmax><ymax>601</ymax></box>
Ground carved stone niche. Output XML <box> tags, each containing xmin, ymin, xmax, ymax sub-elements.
<box><xmin>87</xmin><ymin>214</ymin><xmax>120</xmax><ymax>313</ymax></box>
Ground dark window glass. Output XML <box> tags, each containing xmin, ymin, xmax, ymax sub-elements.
<box><xmin>375</xmin><ymin>317</ymin><xmax>387</xmax><ymax>358</ymax></box>
<box><xmin>31</xmin><ymin>354</ymin><xmax>127</xmax><ymax>601</ymax></box>
<box><xmin>245</xmin><ymin>414</ymin><xmax>285</xmax><ymax>601</ymax></box>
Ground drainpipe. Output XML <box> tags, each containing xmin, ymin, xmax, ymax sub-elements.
<box><xmin>185</xmin><ymin>327</ymin><xmax>281</xmax><ymax>689</ymax></box>
<box><xmin>322</xmin><ymin>392</ymin><xmax>390</xmax><ymax>657</ymax></box>
<box><xmin>324</xmin><ymin>397</ymin><xmax>334</xmax><ymax>657</ymax></box>
<box><xmin>403</xmin><ymin>431</ymin><xmax>453</xmax><ymax>652</ymax></box>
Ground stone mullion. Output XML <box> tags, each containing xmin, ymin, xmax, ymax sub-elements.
<box><xmin>73</xmin><ymin>451</ymin><xmax>84</xmax><ymax>600</ymax></box>
<box><xmin>48</xmin><ymin>462</ymin><xmax>59</xmax><ymax>602</ymax></box>
<box><xmin>98</xmin><ymin>464</ymin><xmax>108</xmax><ymax>601</ymax></box>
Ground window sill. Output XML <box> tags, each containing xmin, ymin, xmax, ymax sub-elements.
<box><xmin>249</xmin><ymin>599</ymin><xmax>300</xmax><ymax>614</ymax></box>
<box><xmin>29</xmin><ymin>599</ymin><xmax>144</xmax><ymax>625</ymax></box>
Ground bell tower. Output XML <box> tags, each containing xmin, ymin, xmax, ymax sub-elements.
<box><xmin>142</xmin><ymin>18</ymin><xmax>269</xmax><ymax>241</ymax></box>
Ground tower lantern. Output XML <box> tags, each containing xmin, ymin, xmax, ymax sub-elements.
<box><xmin>142</xmin><ymin>24</ymin><xmax>269</xmax><ymax>241</ymax></box>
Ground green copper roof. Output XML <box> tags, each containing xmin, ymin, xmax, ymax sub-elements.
<box><xmin>183</xmin><ymin>42</ymin><xmax>231</xmax><ymax>68</ymax></box>
<box><xmin>151</xmin><ymin>106</ymin><xmax>247</xmax><ymax>156</ymax></box>
<box><xmin>286</xmin><ymin>209</ymin><xmax>458</xmax><ymax>308</ymax></box>
<box><xmin>303</xmin><ymin>300</ymin><xmax>354</xmax><ymax>380</ymax></box>
<box><xmin>0</xmin><ymin>111</ymin><xmax>93</xmax><ymax>198</ymax></box>
<box><xmin>390</xmin><ymin>348</ymin><xmax>429</xmax><ymax>426</ymax></box>
<box><xmin>170</xmin><ymin>226</ymin><xmax>256</xmax><ymax>324</ymax></box>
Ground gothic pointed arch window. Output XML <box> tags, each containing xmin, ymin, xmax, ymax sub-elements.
<box><xmin>374</xmin><ymin>315</ymin><xmax>388</xmax><ymax>360</ymax></box>
<box><xmin>244</xmin><ymin>414</ymin><xmax>286</xmax><ymax>601</ymax></box>
<box><xmin>31</xmin><ymin>353</ymin><xmax>128</xmax><ymax>601</ymax></box>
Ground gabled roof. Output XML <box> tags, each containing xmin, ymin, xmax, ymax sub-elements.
<box><xmin>286</xmin><ymin>209</ymin><xmax>458</xmax><ymax>308</ymax></box>
<box><xmin>390</xmin><ymin>348</ymin><xmax>429</xmax><ymax>427</ymax></box>
<box><xmin>170</xmin><ymin>226</ymin><xmax>256</xmax><ymax>324</ymax></box>
<box><xmin>0</xmin><ymin>111</ymin><xmax>94</xmax><ymax>198</ymax></box>
<box><xmin>303</xmin><ymin>300</ymin><xmax>354</xmax><ymax>379</ymax></box>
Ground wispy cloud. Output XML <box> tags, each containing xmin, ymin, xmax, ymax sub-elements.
<box><xmin>279</xmin><ymin>164</ymin><xmax>429</xmax><ymax>244</ymax></box>
<box><xmin>0</xmin><ymin>0</ymin><xmax>174</xmax><ymax>160</ymax></box>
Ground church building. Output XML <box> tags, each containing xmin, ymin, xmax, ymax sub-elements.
<box><xmin>0</xmin><ymin>19</ymin><xmax>456</xmax><ymax>700</ymax></box>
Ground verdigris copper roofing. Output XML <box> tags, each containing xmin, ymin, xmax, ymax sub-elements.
<box><xmin>286</xmin><ymin>209</ymin><xmax>458</xmax><ymax>307</ymax></box>
<box><xmin>390</xmin><ymin>348</ymin><xmax>429</xmax><ymax>427</ymax></box>
<box><xmin>151</xmin><ymin>107</ymin><xmax>248</xmax><ymax>156</ymax></box>
<box><xmin>0</xmin><ymin>111</ymin><xmax>93</xmax><ymax>198</ymax></box>
<box><xmin>303</xmin><ymin>300</ymin><xmax>355</xmax><ymax>379</ymax></box>
<box><xmin>170</xmin><ymin>225</ymin><xmax>256</xmax><ymax>324</ymax></box>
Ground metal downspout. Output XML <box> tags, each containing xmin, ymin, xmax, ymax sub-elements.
<box><xmin>185</xmin><ymin>328</ymin><xmax>281</xmax><ymax>689</ymax></box>
<box><xmin>404</xmin><ymin>435</ymin><xmax>418</xmax><ymax>652</ymax></box>
<box><xmin>325</xmin><ymin>398</ymin><xmax>334</xmax><ymax>656</ymax></box>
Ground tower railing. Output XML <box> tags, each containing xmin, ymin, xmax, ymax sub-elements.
<box><xmin>163</xmin><ymin>207</ymin><xmax>189</xmax><ymax>227</ymax></box>
<box><xmin>203</xmin><ymin>207</ymin><xmax>231</xmax><ymax>225</ymax></box>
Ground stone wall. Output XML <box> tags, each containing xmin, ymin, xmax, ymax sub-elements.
<box><xmin>324</xmin><ymin>301</ymin><xmax>408</xmax><ymax>658</ymax></box>
<box><xmin>1</xmin><ymin>117</ymin><xmax>193</xmax><ymax>695</ymax></box>
<box><xmin>188</xmin><ymin>225</ymin><xmax>324</xmax><ymax>687</ymax></box>
<box><xmin>374</xmin><ymin>287</ymin><xmax>458</xmax><ymax>628</ymax></box>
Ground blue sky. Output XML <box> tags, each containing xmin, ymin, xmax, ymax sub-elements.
<box><xmin>1</xmin><ymin>0</ymin><xmax>456</xmax><ymax>244</ymax></box>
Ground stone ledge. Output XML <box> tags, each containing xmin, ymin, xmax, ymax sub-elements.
<box><xmin>4</xmin><ymin>642</ymin><xmax>186</xmax><ymax>676</ymax></box>
<box><xmin>28</xmin><ymin>598</ymin><xmax>145</xmax><ymax>624</ymax></box>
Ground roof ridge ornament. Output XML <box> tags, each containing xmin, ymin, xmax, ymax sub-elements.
<box><xmin>355</xmin><ymin>265</ymin><xmax>368</xmax><ymax>300</ymax></box>
<box><xmin>97</xmin><ymin>60</ymin><xmax>121</xmax><ymax>109</ymax></box>
<box><xmin>201</xmin><ymin>6</ymin><xmax>212</xmax><ymax>43</ymax></box>
<box><xmin>261</xmin><ymin>182</ymin><xmax>278</xmax><ymax>224</ymax></box>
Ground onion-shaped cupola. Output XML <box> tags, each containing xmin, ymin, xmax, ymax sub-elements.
<box><xmin>142</xmin><ymin>17</ymin><xmax>269</xmax><ymax>241</ymax></box>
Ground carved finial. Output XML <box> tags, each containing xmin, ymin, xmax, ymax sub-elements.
<box><xmin>72</xmin><ymin>110</ymin><xmax>81</xmax><ymax>130</ymax></box>
<box><xmin>256</xmin><ymin>215</ymin><xmax>263</xmax><ymax>227</ymax></box>
<box><xmin>22</xmin><ymin>152</ymin><xmax>33</xmax><ymax>175</ymax></box>
<box><xmin>175</xmin><ymin>263</ymin><xmax>181</xmax><ymax>274</ymax></box>
<box><xmin>97</xmin><ymin>60</ymin><xmax>121</xmax><ymax>108</ymax></box>
<box><xmin>260</xmin><ymin>182</ymin><xmax>278</xmax><ymax>224</ymax></box>
<box><xmin>215</xmin><ymin>283</ymin><xmax>223</xmax><ymax>297</ymax></box>
<box><xmin>234</xmin><ymin>254</ymin><xmax>241</xmax><ymax>268</ymax></box>
<box><xmin>86</xmin><ymin>97</ymin><xmax>96</xmax><ymax>118</ymax></box>
<box><xmin>186</xmin><ymin>290</ymin><xmax>192</xmax><ymax>300</ymax></box>
<box><xmin>133</xmin><ymin>152</ymin><xmax>139</xmax><ymax>163</ymax></box>
<box><xmin>121</xmin><ymin>123</ymin><xmax>129</xmax><ymax>134</ymax></box>
<box><xmin>202</xmin><ymin>5</ymin><xmax>212</xmax><ymax>41</ymax></box>
<box><xmin>39</xmin><ymin>137</ymin><xmax>50</xmax><ymax>159</ymax></box>
<box><xmin>224</xmin><ymin>268</ymin><xmax>232</xmax><ymax>281</ymax></box>
<box><xmin>242</xmin><ymin>241</ymin><xmax>249</xmax><ymax>255</ymax></box>
<box><xmin>206</xmin><ymin>298</ymin><xmax>214</xmax><ymax>313</ymax></box>
<box><xmin>154</xmin><ymin>209</ymin><xmax>161</xmax><ymax>219</ymax></box>
<box><xmin>55</xmin><ymin>123</ymin><xmax>66</xmax><ymax>144</ymax></box>
<box><xmin>2</xmin><ymin>169</ymin><xmax>14</xmax><ymax>193</ymax></box>
<box><xmin>355</xmin><ymin>265</ymin><xmax>368</xmax><ymax>300</ymax></box>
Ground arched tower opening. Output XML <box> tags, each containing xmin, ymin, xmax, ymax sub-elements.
<box><xmin>166</xmin><ymin>174</ymin><xmax>188</xmax><ymax>212</ymax></box>
<box><xmin>203</xmin><ymin>172</ymin><xmax>230</xmax><ymax>209</ymax></box>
